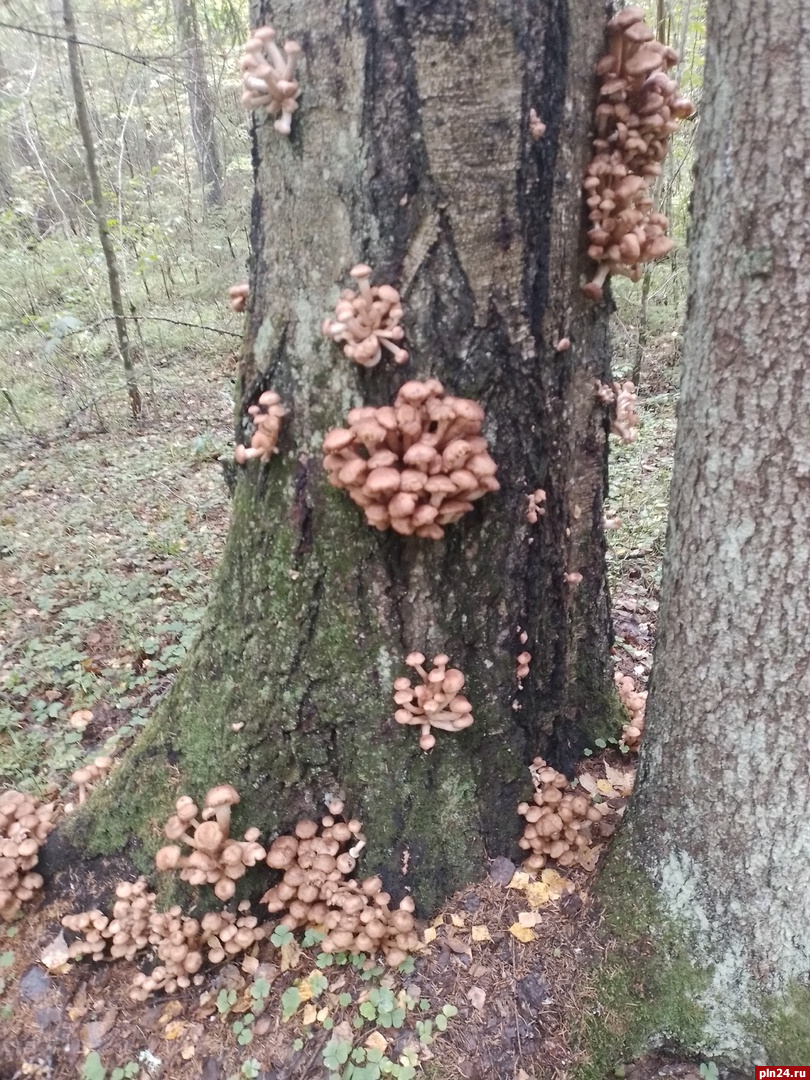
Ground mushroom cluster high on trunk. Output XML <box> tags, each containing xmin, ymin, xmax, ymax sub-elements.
<box><xmin>517</xmin><ymin>758</ymin><xmax>614</xmax><ymax>873</ymax></box>
<box><xmin>239</xmin><ymin>26</ymin><xmax>302</xmax><ymax>135</ymax></box>
<box><xmin>582</xmin><ymin>7</ymin><xmax>693</xmax><ymax>300</ymax></box>
<box><xmin>234</xmin><ymin>390</ymin><xmax>287</xmax><ymax>465</ymax></box>
<box><xmin>156</xmin><ymin>786</ymin><xmax>266</xmax><ymax>902</ymax></box>
<box><xmin>615</xmin><ymin>671</ymin><xmax>647</xmax><ymax>751</ymax></box>
<box><xmin>262</xmin><ymin>805</ymin><xmax>419</xmax><ymax>966</ymax></box>
<box><xmin>0</xmin><ymin>791</ymin><xmax>55</xmax><ymax>920</ymax></box>
<box><xmin>393</xmin><ymin>652</ymin><xmax>474</xmax><ymax>751</ymax></box>
<box><xmin>597</xmin><ymin>379</ymin><xmax>641</xmax><ymax>443</ymax></box>
<box><xmin>322</xmin><ymin>380</ymin><xmax>499</xmax><ymax>538</ymax></box>
<box><xmin>62</xmin><ymin>879</ymin><xmax>265</xmax><ymax>999</ymax></box>
<box><xmin>323</xmin><ymin>264</ymin><xmax>408</xmax><ymax>368</ymax></box>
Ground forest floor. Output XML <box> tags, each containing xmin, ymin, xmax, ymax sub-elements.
<box><xmin>0</xmin><ymin>335</ymin><xmax>696</xmax><ymax>1080</ymax></box>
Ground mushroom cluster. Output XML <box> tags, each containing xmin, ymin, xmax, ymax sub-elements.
<box><xmin>63</xmin><ymin>879</ymin><xmax>265</xmax><ymax>999</ymax></box>
<box><xmin>322</xmin><ymin>380</ymin><xmax>499</xmax><ymax>539</ymax></box>
<box><xmin>596</xmin><ymin>380</ymin><xmax>640</xmax><ymax>443</ymax></box>
<box><xmin>518</xmin><ymin>758</ymin><xmax>613</xmax><ymax>873</ymax></box>
<box><xmin>582</xmin><ymin>8</ymin><xmax>693</xmax><ymax>300</ymax></box>
<box><xmin>615</xmin><ymin>671</ymin><xmax>647</xmax><ymax>751</ymax></box>
<box><xmin>0</xmin><ymin>792</ymin><xmax>55</xmax><ymax>920</ymax></box>
<box><xmin>393</xmin><ymin>652</ymin><xmax>474</xmax><ymax>751</ymax></box>
<box><xmin>156</xmin><ymin>787</ymin><xmax>266</xmax><ymax>902</ymax></box>
<box><xmin>516</xmin><ymin>651</ymin><xmax>531</xmax><ymax>681</ymax></box>
<box><xmin>228</xmin><ymin>282</ymin><xmax>249</xmax><ymax>313</ymax></box>
<box><xmin>525</xmin><ymin>488</ymin><xmax>546</xmax><ymax>524</ymax></box>
<box><xmin>235</xmin><ymin>390</ymin><xmax>287</xmax><ymax>465</ymax></box>
<box><xmin>70</xmin><ymin>756</ymin><xmax>113</xmax><ymax>805</ymax></box>
<box><xmin>322</xmin><ymin>264</ymin><xmax>408</xmax><ymax>368</ymax></box>
<box><xmin>262</xmin><ymin>805</ymin><xmax>419</xmax><ymax>966</ymax></box>
<box><xmin>239</xmin><ymin>26</ymin><xmax>302</xmax><ymax>135</ymax></box>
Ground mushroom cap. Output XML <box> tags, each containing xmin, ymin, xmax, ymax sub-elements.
<box><xmin>195</xmin><ymin>821</ymin><xmax>226</xmax><ymax>851</ymax></box>
<box><xmin>156</xmin><ymin>845</ymin><xmax>183</xmax><ymax>871</ymax></box>
<box><xmin>204</xmin><ymin>785</ymin><xmax>240</xmax><ymax>810</ymax></box>
<box><xmin>350</xmin><ymin>263</ymin><xmax>372</xmax><ymax>280</ymax></box>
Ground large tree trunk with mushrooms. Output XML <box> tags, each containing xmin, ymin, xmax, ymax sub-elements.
<box><xmin>58</xmin><ymin>0</ymin><xmax>617</xmax><ymax>913</ymax></box>
<box><xmin>599</xmin><ymin>0</ymin><xmax>810</xmax><ymax>1066</ymax></box>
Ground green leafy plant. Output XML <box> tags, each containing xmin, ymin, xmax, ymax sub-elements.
<box><xmin>699</xmin><ymin>1064</ymin><xmax>719</xmax><ymax>1080</ymax></box>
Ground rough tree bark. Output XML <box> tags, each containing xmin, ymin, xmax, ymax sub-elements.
<box><xmin>62</xmin><ymin>0</ymin><xmax>142</xmax><ymax>419</ymax></box>
<box><xmin>604</xmin><ymin>0</ymin><xmax>810</xmax><ymax>1066</ymax></box>
<box><xmin>60</xmin><ymin>0</ymin><xmax>617</xmax><ymax>913</ymax></box>
<box><xmin>173</xmin><ymin>0</ymin><xmax>224</xmax><ymax>209</ymax></box>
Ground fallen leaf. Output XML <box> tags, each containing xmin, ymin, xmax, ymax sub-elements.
<box><xmin>517</xmin><ymin>1070</ymin><xmax>532</xmax><ymax>1080</ymax></box>
<box><xmin>41</xmin><ymin>929</ymin><xmax>70</xmax><ymax>972</ymax></box>
<box><xmin>242</xmin><ymin>955</ymin><xmax>259</xmax><ymax>975</ymax></box>
<box><xmin>180</xmin><ymin>1046</ymin><xmax>195</xmax><ymax>1061</ymax></box>
<box><xmin>158</xmin><ymin>1001</ymin><xmax>184</xmax><ymax>1025</ymax></box>
<box><xmin>302</xmin><ymin>1003</ymin><xmax>317</xmax><ymax>1025</ymax></box>
<box><xmin>424</xmin><ymin>927</ymin><xmax>438</xmax><ymax>944</ymax></box>
<box><xmin>82</xmin><ymin>1007</ymin><xmax>118</xmax><ymax>1050</ymax></box>
<box><xmin>164</xmin><ymin>1020</ymin><xmax>185</xmax><ymax>1041</ymax></box>
<box><xmin>68</xmin><ymin>982</ymin><xmax>88</xmax><ymax>1022</ymax></box>
<box><xmin>507</xmin><ymin>871</ymin><xmax>532</xmax><ymax>891</ymax></box>
<box><xmin>517</xmin><ymin>911</ymin><xmax>541</xmax><ymax>928</ymax></box>
<box><xmin>365</xmin><ymin>1030</ymin><xmax>388</xmax><ymax>1053</ymax></box>
<box><xmin>467</xmin><ymin>986</ymin><xmax>486</xmax><ymax>1010</ymax></box>
<box><xmin>508</xmin><ymin>923</ymin><xmax>537</xmax><ymax>944</ymax></box>
<box><xmin>525</xmin><ymin>881</ymin><xmax>551</xmax><ymax>908</ymax></box>
<box><xmin>431</xmin><ymin>914</ymin><xmax>445</xmax><ymax>927</ymax></box>
<box><xmin>450</xmin><ymin>913</ymin><xmax>465</xmax><ymax>928</ymax></box>
<box><xmin>577</xmin><ymin>772</ymin><xmax>597</xmax><ymax>794</ymax></box>
<box><xmin>317</xmin><ymin>1007</ymin><xmax>329</xmax><ymax>1022</ymax></box>
<box><xmin>470</xmin><ymin>925</ymin><xmax>492</xmax><ymax>942</ymax></box>
<box><xmin>596</xmin><ymin>779</ymin><xmax>614</xmax><ymax>796</ymax></box>
<box><xmin>488</xmin><ymin>856</ymin><xmax>516</xmax><ymax>886</ymax></box>
<box><xmin>280</xmin><ymin>940</ymin><xmax>301</xmax><ymax>973</ymax></box>
<box><xmin>444</xmin><ymin>932</ymin><xmax>472</xmax><ymax>957</ymax></box>
<box><xmin>604</xmin><ymin>763</ymin><xmax>636</xmax><ymax>795</ymax></box>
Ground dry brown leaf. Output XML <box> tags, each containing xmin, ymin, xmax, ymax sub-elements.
<box><xmin>302</xmin><ymin>1003</ymin><xmax>317</xmax><ymax>1026</ymax></box>
<box><xmin>423</xmin><ymin>926</ymin><xmax>438</xmax><ymax>944</ymax></box>
<box><xmin>280</xmin><ymin>940</ymin><xmax>301</xmax><ymax>972</ymax></box>
<box><xmin>431</xmin><ymin>914</ymin><xmax>445</xmax><ymax>927</ymax></box>
<box><xmin>41</xmin><ymin>929</ymin><xmax>70</xmax><ymax>973</ymax></box>
<box><xmin>507</xmin><ymin>871</ymin><xmax>532</xmax><ymax>891</ymax></box>
<box><xmin>508</xmin><ymin>923</ymin><xmax>537</xmax><ymax>944</ymax></box>
<box><xmin>450</xmin><ymin>913</ymin><xmax>465</xmax><ymax>928</ymax></box>
<box><xmin>317</xmin><ymin>1007</ymin><xmax>329</xmax><ymax>1022</ymax></box>
<box><xmin>242</xmin><ymin>955</ymin><xmax>259</xmax><ymax>975</ymax></box>
<box><xmin>596</xmin><ymin>778</ymin><xmax>614</xmax><ymax>796</ymax></box>
<box><xmin>365</xmin><ymin>1030</ymin><xmax>388</xmax><ymax>1053</ymax></box>
<box><xmin>164</xmin><ymin>1020</ymin><xmax>185</xmax><ymax>1041</ymax></box>
<box><xmin>467</xmin><ymin>986</ymin><xmax>486</xmax><ymax>1010</ymax></box>
<box><xmin>158</xmin><ymin>1001</ymin><xmax>184</xmax><ymax>1025</ymax></box>
<box><xmin>180</xmin><ymin>1046</ymin><xmax>195</xmax><ymax>1061</ymax></box>
<box><xmin>444</xmin><ymin>932</ymin><xmax>472</xmax><ymax>957</ymax></box>
<box><xmin>577</xmin><ymin>773</ymin><xmax>597</xmax><ymax>794</ymax></box>
<box><xmin>471</xmin><ymin>925</ymin><xmax>492</xmax><ymax>942</ymax></box>
<box><xmin>604</xmin><ymin>762</ymin><xmax>636</xmax><ymax>795</ymax></box>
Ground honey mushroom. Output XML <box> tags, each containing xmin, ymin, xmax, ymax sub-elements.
<box><xmin>70</xmin><ymin>755</ymin><xmax>114</xmax><ymax>806</ymax></box>
<box><xmin>234</xmin><ymin>389</ymin><xmax>287</xmax><ymax>465</ymax></box>
<box><xmin>516</xmin><ymin>652</ymin><xmax>532</xmax><ymax>681</ymax></box>
<box><xmin>615</xmin><ymin>670</ymin><xmax>647</xmax><ymax>751</ymax></box>
<box><xmin>0</xmin><ymin>791</ymin><xmax>56</xmax><ymax>920</ymax></box>
<box><xmin>525</xmin><ymin>488</ymin><xmax>546</xmax><ymax>524</ymax></box>
<box><xmin>518</xmin><ymin>757</ymin><xmax>614</xmax><ymax>873</ymax></box>
<box><xmin>582</xmin><ymin>7</ymin><xmax>694</xmax><ymax>300</ymax></box>
<box><xmin>62</xmin><ymin>879</ymin><xmax>265</xmax><ymax>1000</ymax></box>
<box><xmin>228</xmin><ymin>281</ymin><xmax>249</xmax><ymax>313</ymax></box>
<box><xmin>322</xmin><ymin>264</ymin><xmax>409</xmax><ymax>367</ymax></box>
<box><xmin>156</xmin><ymin>786</ymin><xmax>266</xmax><ymax>902</ymax></box>
<box><xmin>262</xmin><ymin>806</ymin><xmax>419</xmax><ymax>966</ymax></box>
<box><xmin>239</xmin><ymin>26</ymin><xmax>303</xmax><ymax>135</ymax></box>
<box><xmin>323</xmin><ymin>379</ymin><xmax>499</xmax><ymax>539</ymax></box>
<box><xmin>393</xmin><ymin>652</ymin><xmax>474</xmax><ymax>752</ymax></box>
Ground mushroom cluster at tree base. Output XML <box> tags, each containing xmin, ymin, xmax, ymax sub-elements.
<box><xmin>518</xmin><ymin>758</ymin><xmax>614</xmax><ymax>873</ymax></box>
<box><xmin>323</xmin><ymin>264</ymin><xmax>408</xmax><ymax>367</ymax></box>
<box><xmin>156</xmin><ymin>786</ymin><xmax>266</xmax><ymax>902</ymax></box>
<box><xmin>0</xmin><ymin>791</ymin><xmax>55</xmax><ymax>920</ymax></box>
<box><xmin>323</xmin><ymin>380</ymin><xmax>499</xmax><ymax>539</ymax></box>
<box><xmin>263</xmin><ymin>804</ymin><xmax>419</xmax><ymax>967</ymax></box>
<box><xmin>616</xmin><ymin>671</ymin><xmax>647</xmax><ymax>750</ymax></box>
<box><xmin>394</xmin><ymin>652</ymin><xmax>474</xmax><ymax>751</ymax></box>
<box><xmin>234</xmin><ymin>390</ymin><xmax>286</xmax><ymax>464</ymax></box>
<box><xmin>582</xmin><ymin>7</ymin><xmax>693</xmax><ymax>300</ymax></box>
<box><xmin>62</xmin><ymin>879</ymin><xmax>265</xmax><ymax>999</ymax></box>
<box><xmin>228</xmin><ymin>282</ymin><xmax>249</xmax><ymax>313</ymax></box>
<box><xmin>239</xmin><ymin>26</ymin><xmax>302</xmax><ymax>135</ymax></box>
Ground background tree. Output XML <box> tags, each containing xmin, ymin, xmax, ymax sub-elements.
<box><xmin>173</xmin><ymin>0</ymin><xmax>224</xmax><ymax>209</ymax></box>
<box><xmin>600</xmin><ymin>0</ymin><xmax>810</xmax><ymax>1066</ymax></box>
<box><xmin>60</xmin><ymin>0</ymin><xmax>619</xmax><ymax>911</ymax></box>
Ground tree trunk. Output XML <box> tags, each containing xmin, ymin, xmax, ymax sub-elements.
<box><xmin>173</xmin><ymin>0</ymin><xmax>224</xmax><ymax>209</ymax></box>
<box><xmin>61</xmin><ymin>0</ymin><xmax>616</xmax><ymax>914</ymax></box>
<box><xmin>62</xmin><ymin>0</ymin><xmax>142</xmax><ymax>419</ymax></box>
<box><xmin>604</xmin><ymin>0</ymin><xmax>810</xmax><ymax>1066</ymax></box>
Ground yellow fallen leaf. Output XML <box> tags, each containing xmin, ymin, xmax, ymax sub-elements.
<box><xmin>517</xmin><ymin>911</ymin><xmax>541</xmax><ymax>928</ymax></box>
<box><xmin>450</xmin><ymin>914</ymin><xmax>465</xmax><ymax>928</ymax></box>
<box><xmin>180</xmin><ymin>1046</ymin><xmax>195</xmax><ymax>1061</ymax></box>
<box><xmin>508</xmin><ymin>871</ymin><xmax>532</xmax><ymax>891</ymax></box>
<box><xmin>317</xmin><ymin>1007</ymin><xmax>329</xmax><ymax>1022</ymax></box>
<box><xmin>280</xmin><ymin>939</ymin><xmax>301</xmax><ymax>973</ymax></box>
<box><xmin>432</xmin><ymin>914</ymin><xmax>445</xmax><ymax>927</ymax></box>
<box><xmin>508</xmin><ymin>923</ymin><xmax>537</xmax><ymax>943</ymax></box>
<box><xmin>424</xmin><ymin>926</ymin><xmax>438</xmax><ymax>944</ymax></box>
<box><xmin>526</xmin><ymin>881</ymin><xmax>551</xmax><ymax>908</ymax></box>
<box><xmin>471</xmin><ymin>925</ymin><xmax>492</xmax><ymax>942</ymax></box>
<box><xmin>365</xmin><ymin>1030</ymin><xmax>388</xmax><ymax>1053</ymax></box>
<box><xmin>159</xmin><ymin>1001</ymin><xmax>183</xmax><ymax>1025</ymax></box>
<box><xmin>540</xmin><ymin>869</ymin><xmax>573</xmax><ymax>897</ymax></box>
<box><xmin>302</xmin><ymin>1003</ymin><xmax>318</xmax><ymax>1026</ymax></box>
<box><xmin>596</xmin><ymin>779</ymin><xmax>614</xmax><ymax>796</ymax></box>
<box><xmin>164</xmin><ymin>1020</ymin><xmax>185</xmax><ymax>1041</ymax></box>
<box><xmin>298</xmin><ymin>981</ymin><xmax>313</xmax><ymax>1003</ymax></box>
